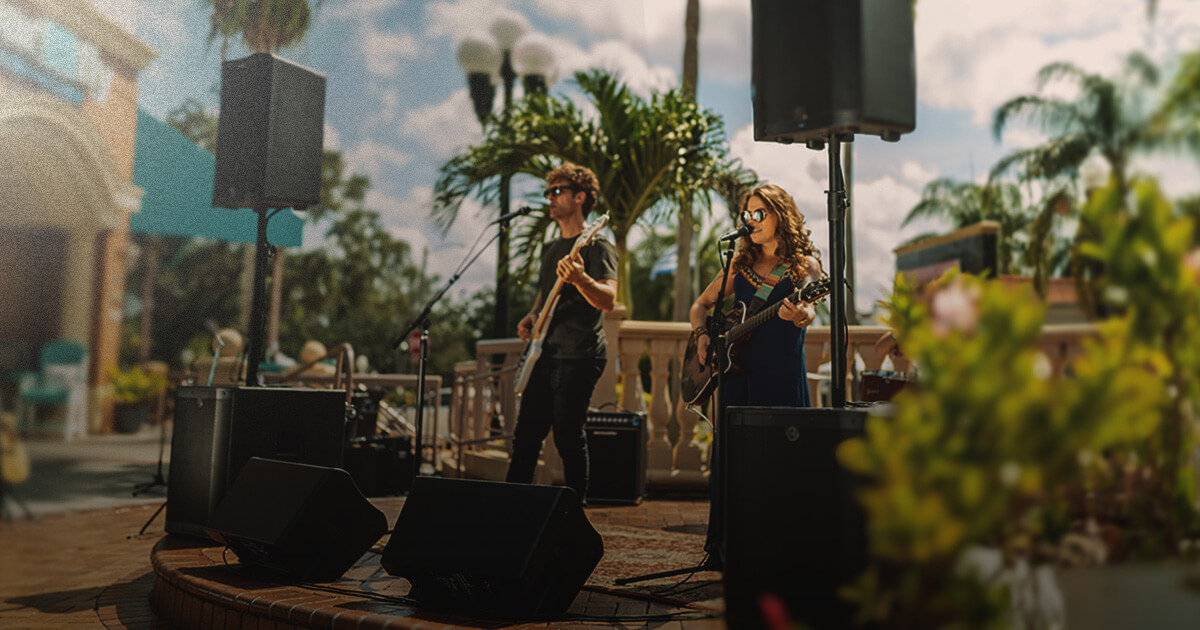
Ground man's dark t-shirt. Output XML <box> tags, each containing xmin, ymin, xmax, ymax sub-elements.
<box><xmin>536</xmin><ymin>234</ymin><xmax>618</xmax><ymax>359</ymax></box>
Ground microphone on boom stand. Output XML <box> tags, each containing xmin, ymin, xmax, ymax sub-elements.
<box><xmin>718</xmin><ymin>224</ymin><xmax>753</xmax><ymax>242</ymax></box>
<box><xmin>492</xmin><ymin>205</ymin><xmax>540</xmax><ymax>225</ymax></box>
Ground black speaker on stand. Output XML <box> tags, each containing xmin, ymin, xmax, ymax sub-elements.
<box><xmin>751</xmin><ymin>0</ymin><xmax>915</xmax><ymax>405</ymax></box>
<box><xmin>381</xmin><ymin>477</ymin><xmax>604</xmax><ymax>618</ymax></box>
<box><xmin>750</xmin><ymin>0</ymin><xmax>915</xmax><ymax>145</ymax></box>
<box><xmin>212</xmin><ymin>52</ymin><xmax>326</xmax><ymax>387</ymax></box>
<box><xmin>723</xmin><ymin>407</ymin><xmax>869</xmax><ymax>630</ymax></box>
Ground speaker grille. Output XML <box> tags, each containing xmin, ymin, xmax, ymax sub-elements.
<box><xmin>723</xmin><ymin>406</ymin><xmax>869</xmax><ymax>629</ymax></box>
<box><xmin>213</xmin><ymin>53</ymin><xmax>326</xmax><ymax>209</ymax></box>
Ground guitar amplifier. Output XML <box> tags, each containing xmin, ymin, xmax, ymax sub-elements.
<box><xmin>585</xmin><ymin>410</ymin><xmax>646</xmax><ymax>505</ymax></box>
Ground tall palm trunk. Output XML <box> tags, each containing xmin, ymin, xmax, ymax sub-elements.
<box><xmin>673</xmin><ymin>0</ymin><xmax>700</xmax><ymax>321</ymax></box>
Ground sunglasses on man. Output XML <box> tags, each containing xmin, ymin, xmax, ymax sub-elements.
<box><xmin>544</xmin><ymin>185</ymin><xmax>579</xmax><ymax>199</ymax></box>
<box><xmin>740</xmin><ymin>208</ymin><xmax>767</xmax><ymax>223</ymax></box>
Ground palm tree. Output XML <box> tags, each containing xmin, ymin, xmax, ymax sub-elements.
<box><xmin>206</xmin><ymin>0</ymin><xmax>321</xmax><ymax>58</ymax></box>
<box><xmin>433</xmin><ymin>69</ymin><xmax>736</xmax><ymax>311</ymax></box>
<box><xmin>991</xmin><ymin>52</ymin><xmax>1160</xmax><ymax>199</ymax></box>
<box><xmin>902</xmin><ymin>178</ymin><xmax>1032</xmax><ymax>275</ymax></box>
<box><xmin>992</xmin><ymin>53</ymin><xmax>1162</xmax><ymax>315</ymax></box>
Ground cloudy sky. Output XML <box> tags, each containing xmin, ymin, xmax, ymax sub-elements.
<box><xmin>95</xmin><ymin>0</ymin><xmax>1200</xmax><ymax>315</ymax></box>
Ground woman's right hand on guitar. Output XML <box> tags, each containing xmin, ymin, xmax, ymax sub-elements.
<box><xmin>695</xmin><ymin>330</ymin><xmax>710</xmax><ymax>366</ymax></box>
<box><xmin>517</xmin><ymin>313</ymin><xmax>535</xmax><ymax>342</ymax></box>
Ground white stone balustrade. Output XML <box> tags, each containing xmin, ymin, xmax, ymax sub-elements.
<box><xmin>442</xmin><ymin>313</ymin><xmax>1100</xmax><ymax>490</ymax></box>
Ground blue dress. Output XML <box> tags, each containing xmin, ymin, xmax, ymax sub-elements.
<box><xmin>721</xmin><ymin>265</ymin><xmax>811</xmax><ymax>408</ymax></box>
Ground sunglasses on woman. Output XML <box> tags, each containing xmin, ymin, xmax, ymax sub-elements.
<box><xmin>740</xmin><ymin>208</ymin><xmax>767</xmax><ymax>223</ymax></box>
<box><xmin>544</xmin><ymin>185</ymin><xmax>579</xmax><ymax>199</ymax></box>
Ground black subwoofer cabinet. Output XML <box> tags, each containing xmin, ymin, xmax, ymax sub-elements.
<box><xmin>165</xmin><ymin>386</ymin><xmax>346</xmax><ymax>537</ymax></box>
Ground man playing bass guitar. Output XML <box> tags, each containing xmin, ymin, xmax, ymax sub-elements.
<box><xmin>505</xmin><ymin>163</ymin><xmax>617</xmax><ymax>505</ymax></box>
<box><xmin>688</xmin><ymin>184</ymin><xmax>825</xmax><ymax>568</ymax></box>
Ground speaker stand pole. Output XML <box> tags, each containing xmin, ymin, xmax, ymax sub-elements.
<box><xmin>245</xmin><ymin>207</ymin><xmax>277</xmax><ymax>387</ymax></box>
<box><xmin>825</xmin><ymin>135</ymin><xmax>850</xmax><ymax>408</ymax></box>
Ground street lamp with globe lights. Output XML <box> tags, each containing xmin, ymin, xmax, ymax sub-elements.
<box><xmin>456</xmin><ymin>15</ymin><xmax>556</xmax><ymax>340</ymax></box>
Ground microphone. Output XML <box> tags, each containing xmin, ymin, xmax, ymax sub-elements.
<box><xmin>494</xmin><ymin>205</ymin><xmax>539</xmax><ymax>224</ymax></box>
<box><xmin>719</xmin><ymin>224</ymin><xmax>753</xmax><ymax>242</ymax></box>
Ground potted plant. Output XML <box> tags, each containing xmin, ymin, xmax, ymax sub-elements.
<box><xmin>107</xmin><ymin>365</ymin><xmax>168</xmax><ymax>434</ymax></box>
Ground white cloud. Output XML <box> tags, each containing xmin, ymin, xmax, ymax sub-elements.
<box><xmin>343</xmin><ymin>139</ymin><xmax>414</xmax><ymax>183</ymax></box>
<box><xmin>574</xmin><ymin>40</ymin><xmax>678</xmax><ymax>96</ymax></box>
<box><xmin>360</xmin><ymin>26</ymin><xmax>422</xmax><ymax>76</ymax></box>
<box><xmin>999</xmin><ymin>128</ymin><xmax>1047</xmax><ymax>151</ymax></box>
<box><xmin>400</xmin><ymin>88</ymin><xmax>484</xmax><ymax>159</ymax></box>
<box><xmin>369</xmin><ymin>186</ymin><xmax>499</xmax><ymax>298</ymax></box>
<box><xmin>915</xmin><ymin>0</ymin><xmax>1200</xmax><ymax>124</ymax></box>
<box><xmin>901</xmin><ymin>160</ymin><xmax>939</xmax><ymax>187</ymax></box>
<box><xmin>1132</xmin><ymin>154</ymin><xmax>1200</xmax><ymax>199</ymax></box>
<box><xmin>323</xmin><ymin>122</ymin><xmax>341</xmax><ymax>151</ymax></box>
<box><xmin>426</xmin><ymin>0</ymin><xmax>520</xmax><ymax>43</ymax></box>
<box><xmin>322</xmin><ymin>0</ymin><xmax>404</xmax><ymax>20</ymax></box>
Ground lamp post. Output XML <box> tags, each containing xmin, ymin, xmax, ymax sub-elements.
<box><xmin>457</xmin><ymin>15</ymin><xmax>555</xmax><ymax>340</ymax></box>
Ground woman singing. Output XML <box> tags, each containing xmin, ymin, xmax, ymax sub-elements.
<box><xmin>688</xmin><ymin>183</ymin><xmax>824</xmax><ymax>569</ymax></box>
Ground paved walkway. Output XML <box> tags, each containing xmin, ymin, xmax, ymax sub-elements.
<box><xmin>0</xmin><ymin>427</ymin><xmax>729</xmax><ymax>629</ymax></box>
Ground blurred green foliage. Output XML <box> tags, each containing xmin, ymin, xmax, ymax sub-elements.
<box><xmin>837</xmin><ymin>178</ymin><xmax>1200</xmax><ymax>627</ymax></box>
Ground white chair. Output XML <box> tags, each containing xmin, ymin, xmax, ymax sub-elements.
<box><xmin>16</xmin><ymin>340</ymin><xmax>88</xmax><ymax>441</ymax></box>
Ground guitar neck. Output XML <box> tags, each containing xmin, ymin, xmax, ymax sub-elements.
<box><xmin>531</xmin><ymin>232</ymin><xmax>595</xmax><ymax>336</ymax></box>
<box><xmin>725</xmin><ymin>277</ymin><xmax>831</xmax><ymax>342</ymax></box>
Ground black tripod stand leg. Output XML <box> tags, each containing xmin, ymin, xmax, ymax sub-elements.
<box><xmin>614</xmin><ymin>561</ymin><xmax>718</xmax><ymax>586</ymax></box>
<box><xmin>138</xmin><ymin>501</ymin><xmax>167</xmax><ymax>536</ymax></box>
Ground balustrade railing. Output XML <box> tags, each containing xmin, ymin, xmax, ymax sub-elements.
<box><xmin>442</xmin><ymin>310</ymin><xmax>1100</xmax><ymax>490</ymax></box>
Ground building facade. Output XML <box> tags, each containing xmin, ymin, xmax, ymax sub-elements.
<box><xmin>0</xmin><ymin>0</ymin><xmax>155</xmax><ymax>432</ymax></box>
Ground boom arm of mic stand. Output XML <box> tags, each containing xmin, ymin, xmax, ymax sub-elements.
<box><xmin>391</xmin><ymin>230</ymin><xmax>501</xmax><ymax>349</ymax></box>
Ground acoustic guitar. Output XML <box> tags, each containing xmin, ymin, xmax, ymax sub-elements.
<box><xmin>514</xmin><ymin>213</ymin><xmax>611</xmax><ymax>396</ymax></box>
<box><xmin>680</xmin><ymin>277</ymin><xmax>832</xmax><ymax>406</ymax></box>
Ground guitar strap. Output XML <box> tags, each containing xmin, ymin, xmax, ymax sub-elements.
<box><xmin>746</xmin><ymin>262</ymin><xmax>790</xmax><ymax>315</ymax></box>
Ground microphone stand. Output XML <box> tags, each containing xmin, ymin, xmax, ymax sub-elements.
<box><xmin>616</xmin><ymin>241</ymin><xmax>738</xmax><ymax>585</ymax></box>
<box><xmin>392</xmin><ymin>230</ymin><xmax>502</xmax><ymax>481</ymax></box>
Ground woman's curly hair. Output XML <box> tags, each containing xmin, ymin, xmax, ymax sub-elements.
<box><xmin>732</xmin><ymin>184</ymin><xmax>823</xmax><ymax>277</ymax></box>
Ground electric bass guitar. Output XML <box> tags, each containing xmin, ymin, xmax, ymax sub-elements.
<box><xmin>514</xmin><ymin>213</ymin><xmax>611</xmax><ymax>396</ymax></box>
<box><xmin>679</xmin><ymin>276</ymin><xmax>832</xmax><ymax>406</ymax></box>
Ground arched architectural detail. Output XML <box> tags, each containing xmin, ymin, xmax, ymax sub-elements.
<box><xmin>0</xmin><ymin>93</ymin><xmax>141</xmax><ymax>231</ymax></box>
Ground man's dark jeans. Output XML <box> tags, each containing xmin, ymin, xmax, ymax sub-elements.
<box><xmin>505</xmin><ymin>356</ymin><xmax>606</xmax><ymax>502</ymax></box>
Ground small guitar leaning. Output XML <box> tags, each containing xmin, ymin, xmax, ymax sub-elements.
<box><xmin>679</xmin><ymin>276</ymin><xmax>832</xmax><ymax>406</ymax></box>
<box><xmin>514</xmin><ymin>213</ymin><xmax>611</xmax><ymax>396</ymax></box>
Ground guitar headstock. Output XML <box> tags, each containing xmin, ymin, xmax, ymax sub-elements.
<box><xmin>801</xmin><ymin>277</ymin><xmax>833</xmax><ymax>303</ymax></box>
<box><xmin>580</xmin><ymin>213</ymin><xmax>610</xmax><ymax>245</ymax></box>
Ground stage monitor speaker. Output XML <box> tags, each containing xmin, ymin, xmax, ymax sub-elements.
<box><xmin>723</xmin><ymin>406</ymin><xmax>869</xmax><ymax>630</ymax></box>
<box><xmin>750</xmin><ymin>0</ymin><xmax>915</xmax><ymax>144</ymax></box>
<box><xmin>381</xmin><ymin>477</ymin><xmax>604</xmax><ymax>618</ymax></box>
<box><xmin>213</xmin><ymin>53</ymin><xmax>326</xmax><ymax>210</ymax></box>
<box><xmin>204</xmin><ymin>457</ymin><xmax>388</xmax><ymax>582</ymax></box>
<box><xmin>585</xmin><ymin>410</ymin><xmax>646</xmax><ymax>505</ymax></box>
<box><xmin>166</xmin><ymin>386</ymin><xmax>346</xmax><ymax>538</ymax></box>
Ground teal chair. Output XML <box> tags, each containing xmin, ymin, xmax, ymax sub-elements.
<box><xmin>16</xmin><ymin>340</ymin><xmax>89</xmax><ymax>441</ymax></box>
